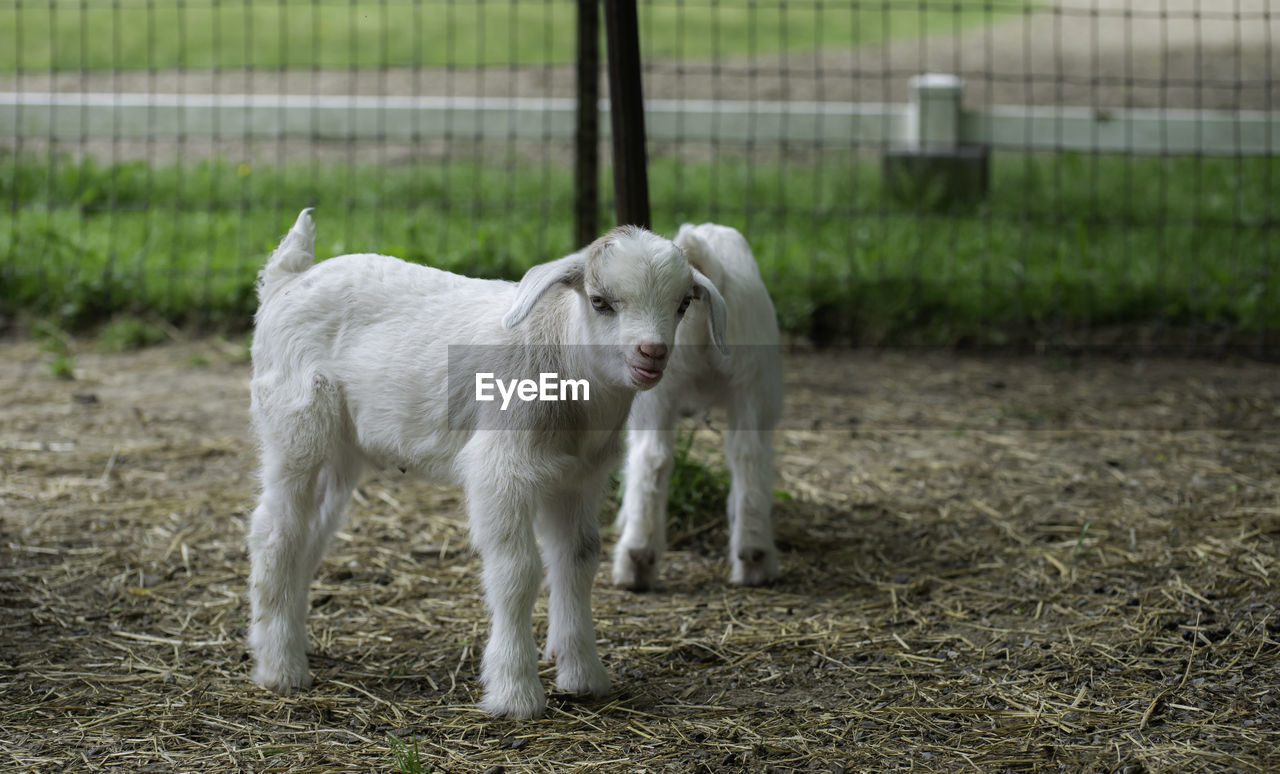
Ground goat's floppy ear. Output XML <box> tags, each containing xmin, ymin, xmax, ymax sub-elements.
<box><xmin>691</xmin><ymin>266</ymin><xmax>730</xmax><ymax>356</ymax></box>
<box><xmin>503</xmin><ymin>251</ymin><xmax>587</xmax><ymax>328</ymax></box>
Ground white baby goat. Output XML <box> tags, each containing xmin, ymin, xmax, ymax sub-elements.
<box><xmin>247</xmin><ymin>210</ymin><xmax>726</xmax><ymax>719</ymax></box>
<box><xmin>612</xmin><ymin>223</ymin><xmax>783</xmax><ymax>591</ymax></box>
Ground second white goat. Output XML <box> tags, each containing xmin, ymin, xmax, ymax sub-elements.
<box><xmin>246</xmin><ymin>210</ymin><xmax>726</xmax><ymax>719</ymax></box>
<box><xmin>612</xmin><ymin>222</ymin><xmax>784</xmax><ymax>591</ymax></box>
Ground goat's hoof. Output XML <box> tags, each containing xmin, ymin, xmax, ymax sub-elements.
<box><xmin>251</xmin><ymin>661</ymin><xmax>313</xmax><ymax>695</ymax></box>
<box><xmin>731</xmin><ymin>546</ymin><xmax>779</xmax><ymax>587</ymax></box>
<box><xmin>612</xmin><ymin>545</ymin><xmax>659</xmax><ymax>592</ymax></box>
<box><xmin>554</xmin><ymin>661</ymin><xmax>611</xmax><ymax>698</ymax></box>
<box><xmin>479</xmin><ymin>679</ymin><xmax>546</xmax><ymax>720</ymax></box>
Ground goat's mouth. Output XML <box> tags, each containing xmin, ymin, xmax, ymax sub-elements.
<box><xmin>627</xmin><ymin>362</ymin><xmax>664</xmax><ymax>387</ymax></box>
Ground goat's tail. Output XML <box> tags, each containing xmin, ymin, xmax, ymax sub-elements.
<box><xmin>257</xmin><ymin>208</ymin><xmax>316</xmax><ymax>301</ymax></box>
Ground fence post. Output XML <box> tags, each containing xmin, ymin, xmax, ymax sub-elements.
<box><xmin>908</xmin><ymin>73</ymin><xmax>962</xmax><ymax>150</ymax></box>
<box><xmin>574</xmin><ymin>0</ymin><xmax>601</xmax><ymax>249</ymax></box>
<box><xmin>884</xmin><ymin>73</ymin><xmax>989</xmax><ymax>209</ymax></box>
<box><xmin>602</xmin><ymin>0</ymin><xmax>651</xmax><ymax>229</ymax></box>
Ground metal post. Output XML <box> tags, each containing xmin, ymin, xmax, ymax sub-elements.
<box><xmin>908</xmin><ymin>73</ymin><xmax>963</xmax><ymax>150</ymax></box>
<box><xmin>602</xmin><ymin>0</ymin><xmax>651</xmax><ymax>229</ymax></box>
<box><xmin>884</xmin><ymin>72</ymin><xmax>989</xmax><ymax>209</ymax></box>
<box><xmin>574</xmin><ymin>0</ymin><xmax>600</xmax><ymax>249</ymax></box>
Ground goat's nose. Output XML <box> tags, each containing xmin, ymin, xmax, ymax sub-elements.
<box><xmin>637</xmin><ymin>341</ymin><xmax>668</xmax><ymax>361</ymax></box>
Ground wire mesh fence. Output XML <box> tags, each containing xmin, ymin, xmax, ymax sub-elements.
<box><xmin>1</xmin><ymin>1</ymin><xmax>1277</xmax><ymax>352</ymax></box>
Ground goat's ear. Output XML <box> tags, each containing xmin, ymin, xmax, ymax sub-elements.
<box><xmin>691</xmin><ymin>267</ymin><xmax>730</xmax><ymax>356</ymax></box>
<box><xmin>503</xmin><ymin>251</ymin><xmax>587</xmax><ymax>328</ymax></box>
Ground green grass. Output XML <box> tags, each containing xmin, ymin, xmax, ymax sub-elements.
<box><xmin>30</xmin><ymin>319</ymin><xmax>77</xmax><ymax>379</ymax></box>
<box><xmin>665</xmin><ymin>430</ymin><xmax>731</xmax><ymax>533</ymax></box>
<box><xmin>386</xmin><ymin>733</ymin><xmax>426</xmax><ymax>774</ymax></box>
<box><xmin>602</xmin><ymin>429</ymin><xmax>732</xmax><ymax>533</ymax></box>
<box><xmin>95</xmin><ymin>316</ymin><xmax>167</xmax><ymax>352</ymax></box>
<box><xmin>0</xmin><ymin>0</ymin><xmax>1030</xmax><ymax>72</ymax></box>
<box><xmin>2</xmin><ymin>150</ymin><xmax>1277</xmax><ymax>340</ymax></box>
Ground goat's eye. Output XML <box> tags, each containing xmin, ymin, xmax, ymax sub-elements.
<box><xmin>677</xmin><ymin>296</ymin><xmax>693</xmax><ymax>316</ymax></box>
<box><xmin>590</xmin><ymin>296</ymin><xmax>613</xmax><ymax>314</ymax></box>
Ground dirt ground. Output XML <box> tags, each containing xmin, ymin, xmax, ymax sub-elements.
<box><xmin>1</xmin><ymin>336</ymin><xmax>1278</xmax><ymax>772</ymax></box>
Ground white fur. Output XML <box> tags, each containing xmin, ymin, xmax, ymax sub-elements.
<box><xmin>246</xmin><ymin>210</ymin><xmax>725</xmax><ymax>719</ymax></box>
<box><xmin>612</xmin><ymin>223</ymin><xmax>784</xmax><ymax>591</ymax></box>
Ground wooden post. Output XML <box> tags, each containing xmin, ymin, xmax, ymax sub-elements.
<box><xmin>602</xmin><ymin>0</ymin><xmax>651</xmax><ymax>229</ymax></box>
<box><xmin>574</xmin><ymin>0</ymin><xmax>600</xmax><ymax>249</ymax></box>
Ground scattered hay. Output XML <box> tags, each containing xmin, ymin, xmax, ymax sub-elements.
<box><xmin>1</xmin><ymin>339</ymin><xmax>1277</xmax><ymax>772</ymax></box>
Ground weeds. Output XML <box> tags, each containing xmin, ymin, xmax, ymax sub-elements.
<box><xmin>46</xmin><ymin>353</ymin><xmax>76</xmax><ymax>380</ymax></box>
<box><xmin>96</xmin><ymin>317</ymin><xmax>167</xmax><ymax>353</ymax></box>
<box><xmin>387</xmin><ymin>733</ymin><xmax>427</xmax><ymax>774</ymax></box>
<box><xmin>32</xmin><ymin>320</ymin><xmax>76</xmax><ymax>379</ymax></box>
<box><xmin>666</xmin><ymin>430</ymin><xmax>732</xmax><ymax>541</ymax></box>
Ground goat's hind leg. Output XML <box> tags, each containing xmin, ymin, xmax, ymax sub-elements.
<box><xmin>247</xmin><ymin>447</ymin><xmax>359</xmax><ymax>694</ymax></box>
<box><xmin>247</xmin><ymin>452</ymin><xmax>322</xmax><ymax>694</ymax></box>
<box><xmin>246</xmin><ymin>377</ymin><xmax>351</xmax><ymax>694</ymax></box>
<box><xmin>304</xmin><ymin>448</ymin><xmax>362</xmax><ymax>585</ymax></box>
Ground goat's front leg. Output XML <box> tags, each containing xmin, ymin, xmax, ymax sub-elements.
<box><xmin>724</xmin><ymin>425</ymin><xmax>779</xmax><ymax>586</ymax></box>
<box><xmin>613</xmin><ymin>420</ymin><xmax>677</xmax><ymax>591</ymax></box>
<box><xmin>465</xmin><ymin>469</ymin><xmax>545</xmax><ymax>719</ymax></box>
<box><xmin>538</xmin><ymin>482</ymin><xmax>611</xmax><ymax>699</ymax></box>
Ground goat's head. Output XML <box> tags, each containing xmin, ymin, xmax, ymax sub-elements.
<box><xmin>502</xmin><ymin>226</ymin><xmax>727</xmax><ymax>390</ymax></box>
